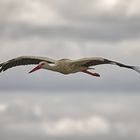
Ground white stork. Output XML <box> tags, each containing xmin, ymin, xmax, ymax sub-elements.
<box><xmin>0</xmin><ymin>56</ymin><xmax>140</xmax><ymax>77</ymax></box>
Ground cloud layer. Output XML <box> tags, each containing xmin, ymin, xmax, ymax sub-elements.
<box><xmin>0</xmin><ymin>2</ymin><xmax>140</xmax><ymax>140</ymax></box>
<box><xmin>0</xmin><ymin>92</ymin><xmax>140</xmax><ymax>140</ymax></box>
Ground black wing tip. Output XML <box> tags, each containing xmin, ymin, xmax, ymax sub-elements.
<box><xmin>0</xmin><ymin>67</ymin><xmax>5</xmax><ymax>73</ymax></box>
<box><xmin>0</xmin><ymin>69</ymin><xmax>2</xmax><ymax>72</ymax></box>
<box><xmin>0</xmin><ymin>63</ymin><xmax>9</xmax><ymax>73</ymax></box>
<box><xmin>0</xmin><ymin>68</ymin><xmax>3</xmax><ymax>72</ymax></box>
<box><xmin>132</xmin><ymin>66</ymin><xmax>140</xmax><ymax>73</ymax></box>
<box><xmin>0</xmin><ymin>63</ymin><xmax>3</xmax><ymax>72</ymax></box>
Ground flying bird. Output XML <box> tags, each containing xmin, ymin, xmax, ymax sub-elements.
<box><xmin>0</xmin><ymin>56</ymin><xmax>140</xmax><ymax>77</ymax></box>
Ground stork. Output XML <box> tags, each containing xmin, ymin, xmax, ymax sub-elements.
<box><xmin>0</xmin><ymin>56</ymin><xmax>140</xmax><ymax>77</ymax></box>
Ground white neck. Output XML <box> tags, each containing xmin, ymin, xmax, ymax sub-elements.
<box><xmin>42</xmin><ymin>63</ymin><xmax>57</xmax><ymax>71</ymax></box>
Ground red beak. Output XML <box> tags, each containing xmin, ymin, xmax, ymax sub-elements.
<box><xmin>29</xmin><ymin>65</ymin><xmax>41</xmax><ymax>73</ymax></box>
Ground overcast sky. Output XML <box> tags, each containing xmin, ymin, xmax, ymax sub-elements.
<box><xmin>0</xmin><ymin>92</ymin><xmax>140</xmax><ymax>140</ymax></box>
<box><xmin>0</xmin><ymin>0</ymin><xmax>140</xmax><ymax>140</ymax></box>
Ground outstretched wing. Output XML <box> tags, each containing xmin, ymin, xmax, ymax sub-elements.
<box><xmin>71</xmin><ymin>57</ymin><xmax>140</xmax><ymax>73</ymax></box>
<box><xmin>0</xmin><ymin>56</ymin><xmax>56</xmax><ymax>72</ymax></box>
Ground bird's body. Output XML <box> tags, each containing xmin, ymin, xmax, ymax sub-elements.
<box><xmin>51</xmin><ymin>59</ymin><xmax>87</xmax><ymax>74</ymax></box>
<box><xmin>0</xmin><ymin>56</ymin><xmax>140</xmax><ymax>77</ymax></box>
<box><xmin>52</xmin><ymin>59</ymin><xmax>76</xmax><ymax>74</ymax></box>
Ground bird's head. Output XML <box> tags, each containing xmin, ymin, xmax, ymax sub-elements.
<box><xmin>29</xmin><ymin>61</ymin><xmax>47</xmax><ymax>73</ymax></box>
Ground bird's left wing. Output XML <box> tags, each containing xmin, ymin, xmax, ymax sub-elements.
<box><xmin>71</xmin><ymin>57</ymin><xmax>113</xmax><ymax>67</ymax></box>
<box><xmin>71</xmin><ymin>57</ymin><xmax>140</xmax><ymax>73</ymax></box>
<box><xmin>0</xmin><ymin>56</ymin><xmax>56</xmax><ymax>72</ymax></box>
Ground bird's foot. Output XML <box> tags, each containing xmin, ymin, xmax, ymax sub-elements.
<box><xmin>82</xmin><ymin>70</ymin><xmax>100</xmax><ymax>77</ymax></box>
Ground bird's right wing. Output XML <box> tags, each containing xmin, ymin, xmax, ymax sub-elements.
<box><xmin>0</xmin><ymin>56</ymin><xmax>56</xmax><ymax>72</ymax></box>
<box><xmin>71</xmin><ymin>57</ymin><xmax>109</xmax><ymax>67</ymax></box>
<box><xmin>71</xmin><ymin>57</ymin><xmax>140</xmax><ymax>73</ymax></box>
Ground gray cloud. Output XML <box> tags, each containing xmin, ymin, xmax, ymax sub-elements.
<box><xmin>1</xmin><ymin>0</ymin><xmax>140</xmax><ymax>42</ymax></box>
<box><xmin>50</xmin><ymin>0</ymin><xmax>140</xmax><ymax>21</ymax></box>
<box><xmin>0</xmin><ymin>92</ymin><xmax>140</xmax><ymax>140</ymax></box>
<box><xmin>0</xmin><ymin>1</ymin><xmax>140</xmax><ymax>140</ymax></box>
<box><xmin>1</xmin><ymin>23</ymin><xmax>140</xmax><ymax>42</ymax></box>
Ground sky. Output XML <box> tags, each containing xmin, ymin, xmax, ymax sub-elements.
<box><xmin>0</xmin><ymin>0</ymin><xmax>140</xmax><ymax>140</ymax></box>
<box><xmin>0</xmin><ymin>92</ymin><xmax>140</xmax><ymax>140</ymax></box>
